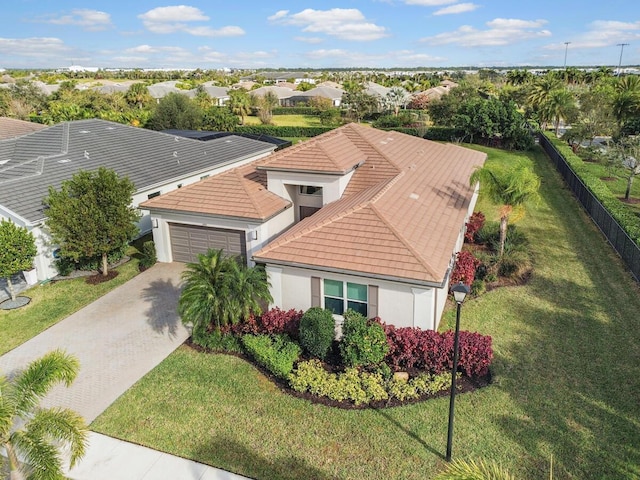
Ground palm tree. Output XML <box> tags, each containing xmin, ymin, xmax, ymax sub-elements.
<box><xmin>178</xmin><ymin>249</ymin><xmax>272</xmax><ymax>334</ymax></box>
<box><xmin>0</xmin><ymin>350</ymin><xmax>88</xmax><ymax>480</ymax></box>
<box><xmin>124</xmin><ymin>82</ymin><xmax>152</xmax><ymax>110</ymax></box>
<box><xmin>227</xmin><ymin>89</ymin><xmax>251</xmax><ymax>125</ymax></box>
<box><xmin>612</xmin><ymin>76</ymin><xmax>640</xmax><ymax>132</ymax></box>
<box><xmin>470</xmin><ymin>162</ymin><xmax>540</xmax><ymax>256</ymax></box>
<box><xmin>527</xmin><ymin>75</ymin><xmax>563</xmax><ymax>129</ymax></box>
<box><xmin>545</xmin><ymin>88</ymin><xmax>578</xmax><ymax>136</ymax></box>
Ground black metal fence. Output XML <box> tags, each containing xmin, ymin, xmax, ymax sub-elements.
<box><xmin>538</xmin><ymin>134</ymin><xmax>640</xmax><ymax>283</ymax></box>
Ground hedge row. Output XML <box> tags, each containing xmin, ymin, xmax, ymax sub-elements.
<box><xmin>241</xmin><ymin>334</ymin><xmax>301</xmax><ymax>379</ymax></box>
<box><xmin>544</xmin><ymin>132</ymin><xmax>640</xmax><ymax>245</ymax></box>
<box><xmin>272</xmin><ymin>107</ymin><xmax>320</xmax><ymax>115</ymax></box>
<box><xmin>235</xmin><ymin>125</ymin><xmax>333</xmax><ymax>137</ymax></box>
<box><xmin>381</xmin><ymin>322</ymin><xmax>493</xmax><ymax>377</ymax></box>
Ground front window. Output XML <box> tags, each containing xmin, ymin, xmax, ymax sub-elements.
<box><xmin>324</xmin><ymin>279</ymin><xmax>367</xmax><ymax>316</ymax></box>
<box><xmin>299</xmin><ymin>185</ymin><xmax>323</xmax><ymax>196</ymax></box>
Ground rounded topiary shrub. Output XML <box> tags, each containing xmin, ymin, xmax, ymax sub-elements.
<box><xmin>339</xmin><ymin>310</ymin><xmax>389</xmax><ymax>367</ymax></box>
<box><xmin>299</xmin><ymin>307</ymin><xmax>335</xmax><ymax>360</ymax></box>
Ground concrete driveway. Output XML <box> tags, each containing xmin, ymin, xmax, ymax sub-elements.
<box><xmin>0</xmin><ymin>262</ymin><xmax>188</xmax><ymax>423</ymax></box>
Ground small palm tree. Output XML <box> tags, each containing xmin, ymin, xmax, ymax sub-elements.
<box><xmin>470</xmin><ymin>162</ymin><xmax>540</xmax><ymax>256</ymax></box>
<box><xmin>0</xmin><ymin>350</ymin><xmax>88</xmax><ymax>480</ymax></box>
<box><xmin>178</xmin><ymin>249</ymin><xmax>273</xmax><ymax>334</ymax></box>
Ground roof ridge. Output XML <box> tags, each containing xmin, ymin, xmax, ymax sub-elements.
<box><xmin>238</xmin><ymin>167</ymin><xmax>264</xmax><ymax>218</ymax></box>
<box><xmin>346</xmin><ymin>124</ymin><xmax>403</xmax><ymax>172</ymax></box>
<box><xmin>369</xmin><ymin>202</ymin><xmax>441</xmax><ymax>280</ymax></box>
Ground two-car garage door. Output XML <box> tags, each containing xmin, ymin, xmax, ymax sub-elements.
<box><xmin>169</xmin><ymin>223</ymin><xmax>246</xmax><ymax>263</ymax></box>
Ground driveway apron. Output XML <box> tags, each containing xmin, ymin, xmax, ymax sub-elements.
<box><xmin>0</xmin><ymin>262</ymin><xmax>188</xmax><ymax>423</ymax></box>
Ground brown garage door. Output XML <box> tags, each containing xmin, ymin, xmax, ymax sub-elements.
<box><xmin>169</xmin><ymin>223</ymin><xmax>246</xmax><ymax>263</ymax></box>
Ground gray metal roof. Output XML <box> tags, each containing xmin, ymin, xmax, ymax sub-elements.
<box><xmin>0</xmin><ymin>119</ymin><xmax>276</xmax><ymax>224</ymax></box>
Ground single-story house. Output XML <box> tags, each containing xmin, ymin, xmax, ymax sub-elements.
<box><xmin>142</xmin><ymin>124</ymin><xmax>486</xmax><ymax>330</ymax></box>
<box><xmin>0</xmin><ymin>119</ymin><xmax>277</xmax><ymax>280</ymax></box>
<box><xmin>283</xmin><ymin>86</ymin><xmax>345</xmax><ymax>107</ymax></box>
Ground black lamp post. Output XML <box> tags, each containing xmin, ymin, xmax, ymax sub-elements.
<box><xmin>446</xmin><ymin>281</ymin><xmax>470</xmax><ymax>462</ymax></box>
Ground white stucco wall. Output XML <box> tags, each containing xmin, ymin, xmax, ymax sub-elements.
<box><xmin>268</xmin><ymin>264</ymin><xmax>444</xmax><ymax>330</ymax></box>
<box><xmin>265</xmin><ymin>170</ymin><xmax>355</xmax><ymax>206</ymax></box>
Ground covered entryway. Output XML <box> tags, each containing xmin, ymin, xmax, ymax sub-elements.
<box><xmin>169</xmin><ymin>223</ymin><xmax>246</xmax><ymax>263</ymax></box>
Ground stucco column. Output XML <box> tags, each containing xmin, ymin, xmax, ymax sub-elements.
<box><xmin>412</xmin><ymin>287</ymin><xmax>434</xmax><ymax>330</ymax></box>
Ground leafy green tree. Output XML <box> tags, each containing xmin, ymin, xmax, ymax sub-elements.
<box><xmin>178</xmin><ymin>249</ymin><xmax>272</xmax><ymax>336</ymax></box>
<box><xmin>470</xmin><ymin>162</ymin><xmax>540</xmax><ymax>256</ymax></box>
<box><xmin>341</xmin><ymin>91</ymin><xmax>379</xmax><ymax>122</ymax></box>
<box><xmin>0</xmin><ymin>219</ymin><xmax>37</xmax><ymax>302</ymax></box>
<box><xmin>296</xmin><ymin>82</ymin><xmax>314</xmax><ymax>92</ymax></box>
<box><xmin>252</xmin><ymin>91</ymin><xmax>280</xmax><ymax>125</ymax></box>
<box><xmin>202</xmin><ymin>106</ymin><xmax>239</xmax><ymax>131</ymax></box>
<box><xmin>608</xmin><ymin>136</ymin><xmax>640</xmax><ymax>200</ymax></box>
<box><xmin>0</xmin><ymin>349</ymin><xmax>88</xmax><ymax>480</ymax></box>
<box><xmin>125</xmin><ymin>82</ymin><xmax>152</xmax><ymax>110</ymax></box>
<box><xmin>428</xmin><ymin>84</ymin><xmax>482</xmax><ymax>127</ymax></box>
<box><xmin>147</xmin><ymin>92</ymin><xmax>203</xmax><ymax>131</ymax></box>
<box><xmin>44</xmin><ymin>167</ymin><xmax>139</xmax><ymax>276</ymax></box>
<box><xmin>227</xmin><ymin>89</ymin><xmax>252</xmax><ymax>125</ymax></box>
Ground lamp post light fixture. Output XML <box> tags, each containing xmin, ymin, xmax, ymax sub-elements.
<box><xmin>563</xmin><ymin>41</ymin><xmax>571</xmax><ymax>69</ymax></box>
<box><xmin>617</xmin><ymin>43</ymin><xmax>630</xmax><ymax>76</ymax></box>
<box><xmin>446</xmin><ymin>281</ymin><xmax>470</xmax><ymax>462</ymax></box>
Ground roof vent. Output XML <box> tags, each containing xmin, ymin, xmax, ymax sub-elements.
<box><xmin>79</xmin><ymin>130</ymin><xmax>90</xmax><ymax>134</ymax></box>
<box><xmin>409</xmin><ymin>193</ymin><xmax>419</xmax><ymax>200</ymax></box>
<box><xmin>106</xmin><ymin>126</ymin><xmax>115</xmax><ymax>130</ymax></box>
<box><xmin>173</xmin><ymin>151</ymin><xmax>178</xmax><ymax>157</ymax></box>
<box><xmin>58</xmin><ymin>159</ymin><xmax>71</xmax><ymax>164</ymax></box>
<box><xmin>174</xmin><ymin>137</ymin><xmax>180</xmax><ymax>142</ymax></box>
<box><xmin>225</xmin><ymin>139</ymin><xmax>232</xmax><ymax>143</ymax></box>
<box><xmin>84</xmin><ymin>150</ymin><xmax>90</xmax><ymax>159</ymax></box>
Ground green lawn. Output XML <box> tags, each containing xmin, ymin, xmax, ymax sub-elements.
<box><xmin>92</xmin><ymin>146</ymin><xmax>640</xmax><ymax>480</ymax></box>
<box><xmin>575</xmin><ymin>159</ymin><xmax>640</xmax><ymax>215</ymax></box>
<box><xmin>0</xmin><ymin>240</ymin><xmax>146</xmax><ymax>355</ymax></box>
<box><xmin>243</xmin><ymin>114</ymin><xmax>322</xmax><ymax>127</ymax></box>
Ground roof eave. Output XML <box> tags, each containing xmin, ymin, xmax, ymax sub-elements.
<box><xmin>143</xmin><ymin>202</ymin><xmax>292</xmax><ymax>223</ymax></box>
<box><xmin>251</xmin><ymin>257</ymin><xmax>446</xmax><ymax>289</ymax></box>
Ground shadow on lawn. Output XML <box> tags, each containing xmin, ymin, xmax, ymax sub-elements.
<box><xmin>373</xmin><ymin>408</ymin><xmax>444</xmax><ymax>460</ymax></box>
<box><xmin>489</xmin><ymin>149</ymin><xmax>640</xmax><ymax>479</ymax></box>
<box><xmin>140</xmin><ymin>272</ymin><xmax>183</xmax><ymax>338</ymax></box>
<box><xmin>193</xmin><ymin>437</ymin><xmax>338</xmax><ymax>480</ymax></box>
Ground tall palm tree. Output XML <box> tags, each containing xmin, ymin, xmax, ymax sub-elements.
<box><xmin>227</xmin><ymin>89</ymin><xmax>251</xmax><ymax>125</ymax></box>
<box><xmin>0</xmin><ymin>350</ymin><xmax>88</xmax><ymax>480</ymax></box>
<box><xmin>545</xmin><ymin>88</ymin><xmax>578</xmax><ymax>136</ymax></box>
<box><xmin>527</xmin><ymin>75</ymin><xmax>563</xmax><ymax>129</ymax></box>
<box><xmin>612</xmin><ymin>76</ymin><xmax>640</xmax><ymax>132</ymax></box>
<box><xmin>470</xmin><ymin>162</ymin><xmax>540</xmax><ymax>256</ymax></box>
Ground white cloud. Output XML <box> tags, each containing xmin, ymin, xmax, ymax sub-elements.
<box><xmin>422</xmin><ymin>18</ymin><xmax>551</xmax><ymax>46</ymax></box>
<box><xmin>433</xmin><ymin>3</ymin><xmax>479</xmax><ymax>15</ymax></box>
<box><xmin>138</xmin><ymin>6</ymin><xmax>244</xmax><ymax>37</ymax></box>
<box><xmin>269</xmin><ymin>8</ymin><xmax>389</xmax><ymax>41</ymax></box>
<box><xmin>543</xmin><ymin>20</ymin><xmax>640</xmax><ymax>49</ymax></box>
<box><xmin>43</xmin><ymin>9</ymin><xmax>112</xmax><ymax>31</ymax></box>
<box><xmin>403</xmin><ymin>0</ymin><xmax>457</xmax><ymax>5</ymax></box>
<box><xmin>0</xmin><ymin>37</ymin><xmax>72</xmax><ymax>56</ymax></box>
<box><xmin>295</xmin><ymin>37</ymin><xmax>324</xmax><ymax>44</ymax></box>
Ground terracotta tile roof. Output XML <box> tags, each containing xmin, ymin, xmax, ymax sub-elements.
<box><xmin>254</xmin><ymin>124</ymin><xmax>486</xmax><ymax>285</ymax></box>
<box><xmin>257</xmin><ymin>126</ymin><xmax>366</xmax><ymax>174</ymax></box>
<box><xmin>0</xmin><ymin>117</ymin><xmax>46</xmax><ymax>140</ymax></box>
<box><xmin>140</xmin><ymin>162</ymin><xmax>290</xmax><ymax>221</ymax></box>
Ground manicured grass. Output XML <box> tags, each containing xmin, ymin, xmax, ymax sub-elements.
<box><xmin>575</xmin><ymin>160</ymin><xmax>640</xmax><ymax>215</ymax></box>
<box><xmin>92</xmin><ymin>146</ymin><xmax>640</xmax><ymax>479</ymax></box>
<box><xmin>0</xmin><ymin>241</ymin><xmax>146</xmax><ymax>355</ymax></box>
<box><xmin>243</xmin><ymin>114</ymin><xmax>322</xmax><ymax>127</ymax></box>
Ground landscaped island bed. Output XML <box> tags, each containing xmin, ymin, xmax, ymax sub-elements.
<box><xmin>92</xmin><ymin>145</ymin><xmax>640</xmax><ymax>480</ymax></box>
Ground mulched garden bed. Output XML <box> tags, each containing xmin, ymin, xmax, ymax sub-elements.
<box><xmin>85</xmin><ymin>270</ymin><xmax>120</xmax><ymax>285</ymax></box>
<box><xmin>185</xmin><ymin>339</ymin><xmax>492</xmax><ymax>410</ymax></box>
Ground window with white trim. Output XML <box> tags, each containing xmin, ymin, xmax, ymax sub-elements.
<box><xmin>323</xmin><ymin>279</ymin><xmax>368</xmax><ymax>316</ymax></box>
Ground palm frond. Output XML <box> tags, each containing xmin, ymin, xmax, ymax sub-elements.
<box><xmin>26</xmin><ymin>408</ymin><xmax>88</xmax><ymax>468</ymax></box>
<box><xmin>8</xmin><ymin>429</ymin><xmax>62</xmax><ymax>480</ymax></box>
<box><xmin>10</xmin><ymin>350</ymin><xmax>79</xmax><ymax>418</ymax></box>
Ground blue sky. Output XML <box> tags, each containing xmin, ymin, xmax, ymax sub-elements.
<box><xmin>1</xmin><ymin>0</ymin><xmax>639</xmax><ymax>69</ymax></box>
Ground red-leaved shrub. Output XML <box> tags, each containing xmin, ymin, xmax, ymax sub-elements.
<box><xmin>450</xmin><ymin>250</ymin><xmax>481</xmax><ymax>287</ymax></box>
<box><xmin>464</xmin><ymin>212</ymin><xmax>486</xmax><ymax>243</ymax></box>
<box><xmin>381</xmin><ymin>322</ymin><xmax>492</xmax><ymax>377</ymax></box>
<box><xmin>230</xmin><ymin>307</ymin><xmax>303</xmax><ymax>338</ymax></box>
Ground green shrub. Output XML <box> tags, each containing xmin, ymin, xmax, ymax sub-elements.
<box><xmin>339</xmin><ymin>309</ymin><xmax>389</xmax><ymax>367</ymax></box>
<box><xmin>241</xmin><ymin>334</ymin><xmax>301</xmax><ymax>379</ymax></box>
<box><xmin>299</xmin><ymin>307</ymin><xmax>335</xmax><ymax>360</ymax></box>
<box><xmin>54</xmin><ymin>256</ymin><xmax>75</xmax><ymax>276</ymax></box>
<box><xmin>272</xmin><ymin>107</ymin><xmax>319</xmax><ymax>115</ymax></box>
<box><xmin>192</xmin><ymin>329</ymin><xmax>243</xmax><ymax>353</ymax></box>
<box><xmin>235</xmin><ymin>125</ymin><xmax>332</xmax><ymax>138</ymax></box>
<box><xmin>497</xmin><ymin>250</ymin><xmax>532</xmax><ymax>279</ymax></box>
<box><xmin>387</xmin><ymin>373</ymin><xmax>453</xmax><ymax>401</ymax></box>
<box><xmin>139</xmin><ymin>241</ymin><xmax>157</xmax><ymax>268</ymax></box>
<box><xmin>471</xmin><ymin>279</ymin><xmax>486</xmax><ymax>296</ymax></box>
<box><xmin>289</xmin><ymin>359</ymin><xmax>389</xmax><ymax>406</ymax></box>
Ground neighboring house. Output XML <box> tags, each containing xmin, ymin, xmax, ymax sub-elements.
<box><xmin>198</xmin><ymin>83</ymin><xmax>230</xmax><ymax>105</ymax></box>
<box><xmin>0</xmin><ymin>119</ymin><xmax>276</xmax><ymax>280</ymax></box>
<box><xmin>147</xmin><ymin>81</ymin><xmax>197</xmax><ymax>101</ymax></box>
<box><xmin>244</xmin><ymin>72</ymin><xmax>318</xmax><ymax>85</ymax></box>
<box><xmin>283</xmin><ymin>86</ymin><xmax>345</xmax><ymax>107</ymax></box>
<box><xmin>249</xmin><ymin>86</ymin><xmax>295</xmax><ymax>105</ymax></box>
<box><xmin>142</xmin><ymin>124</ymin><xmax>486</xmax><ymax>330</ymax></box>
<box><xmin>0</xmin><ymin>117</ymin><xmax>46</xmax><ymax>140</ymax></box>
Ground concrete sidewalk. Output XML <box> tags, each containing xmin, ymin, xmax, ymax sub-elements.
<box><xmin>66</xmin><ymin>433</ymin><xmax>250</xmax><ymax>480</ymax></box>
